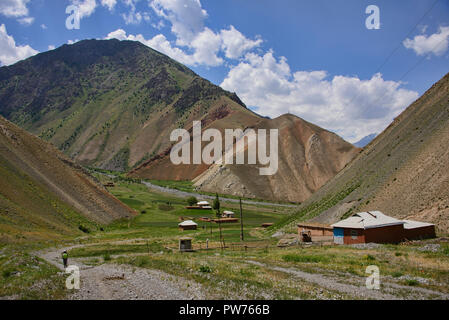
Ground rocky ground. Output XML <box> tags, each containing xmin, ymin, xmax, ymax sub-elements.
<box><xmin>36</xmin><ymin>245</ymin><xmax>205</xmax><ymax>300</ymax></box>
<box><xmin>35</xmin><ymin>241</ymin><xmax>449</xmax><ymax>300</ymax></box>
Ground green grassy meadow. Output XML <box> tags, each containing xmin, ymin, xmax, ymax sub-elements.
<box><xmin>97</xmin><ymin>175</ymin><xmax>284</xmax><ymax>244</ymax></box>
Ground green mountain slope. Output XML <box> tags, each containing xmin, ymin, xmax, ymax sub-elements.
<box><xmin>0</xmin><ymin>116</ymin><xmax>136</xmax><ymax>242</ymax></box>
<box><xmin>0</xmin><ymin>39</ymin><xmax>245</xmax><ymax>171</ymax></box>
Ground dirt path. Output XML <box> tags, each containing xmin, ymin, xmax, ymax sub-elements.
<box><xmin>141</xmin><ymin>181</ymin><xmax>299</xmax><ymax>208</ymax></box>
<box><xmin>247</xmin><ymin>260</ymin><xmax>449</xmax><ymax>300</ymax></box>
<box><xmin>36</xmin><ymin>245</ymin><xmax>205</xmax><ymax>300</ymax></box>
<box><xmin>35</xmin><ymin>242</ymin><xmax>449</xmax><ymax>300</ymax></box>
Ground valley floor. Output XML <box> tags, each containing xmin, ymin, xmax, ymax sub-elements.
<box><xmin>1</xmin><ymin>174</ymin><xmax>449</xmax><ymax>300</ymax></box>
<box><xmin>32</xmin><ymin>239</ymin><xmax>449</xmax><ymax>300</ymax></box>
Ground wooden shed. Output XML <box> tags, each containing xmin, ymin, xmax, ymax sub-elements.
<box><xmin>297</xmin><ymin>223</ymin><xmax>333</xmax><ymax>242</ymax></box>
<box><xmin>178</xmin><ymin>220</ymin><xmax>198</xmax><ymax>231</ymax></box>
<box><xmin>179</xmin><ymin>237</ymin><xmax>193</xmax><ymax>252</ymax></box>
<box><xmin>222</xmin><ymin>210</ymin><xmax>235</xmax><ymax>218</ymax></box>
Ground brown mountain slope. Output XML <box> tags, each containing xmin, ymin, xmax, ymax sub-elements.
<box><xmin>192</xmin><ymin>114</ymin><xmax>359</xmax><ymax>202</ymax></box>
<box><xmin>128</xmin><ymin>100</ymin><xmax>264</xmax><ymax>180</ymax></box>
<box><xmin>274</xmin><ymin>72</ymin><xmax>449</xmax><ymax>233</ymax></box>
<box><xmin>131</xmin><ymin>113</ymin><xmax>360</xmax><ymax>203</ymax></box>
<box><xmin>0</xmin><ymin>116</ymin><xmax>136</xmax><ymax>242</ymax></box>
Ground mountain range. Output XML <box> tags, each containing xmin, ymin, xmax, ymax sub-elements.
<box><xmin>353</xmin><ymin>133</ymin><xmax>377</xmax><ymax>148</ymax></box>
<box><xmin>1</xmin><ymin>39</ymin><xmax>447</xmax><ymax>232</ymax></box>
<box><xmin>0</xmin><ymin>39</ymin><xmax>359</xmax><ymax>203</ymax></box>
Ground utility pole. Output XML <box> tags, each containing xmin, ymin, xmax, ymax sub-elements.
<box><xmin>239</xmin><ymin>197</ymin><xmax>244</xmax><ymax>241</ymax></box>
<box><xmin>218</xmin><ymin>221</ymin><xmax>223</xmax><ymax>250</ymax></box>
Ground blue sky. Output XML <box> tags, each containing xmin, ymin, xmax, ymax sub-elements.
<box><xmin>0</xmin><ymin>0</ymin><xmax>448</xmax><ymax>142</ymax></box>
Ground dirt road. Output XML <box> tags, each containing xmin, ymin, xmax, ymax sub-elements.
<box><xmin>36</xmin><ymin>245</ymin><xmax>205</xmax><ymax>300</ymax></box>
<box><xmin>141</xmin><ymin>181</ymin><xmax>298</xmax><ymax>208</ymax></box>
<box><xmin>35</xmin><ymin>242</ymin><xmax>449</xmax><ymax>300</ymax></box>
<box><xmin>247</xmin><ymin>261</ymin><xmax>449</xmax><ymax>300</ymax></box>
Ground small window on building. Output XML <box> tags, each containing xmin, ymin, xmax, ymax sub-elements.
<box><xmin>351</xmin><ymin>230</ymin><xmax>358</xmax><ymax>239</ymax></box>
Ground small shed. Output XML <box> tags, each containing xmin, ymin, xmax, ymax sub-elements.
<box><xmin>222</xmin><ymin>210</ymin><xmax>235</xmax><ymax>218</ymax></box>
<box><xmin>178</xmin><ymin>220</ymin><xmax>198</xmax><ymax>231</ymax></box>
<box><xmin>213</xmin><ymin>218</ymin><xmax>238</xmax><ymax>223</ymax></box>
<box><xmin>197</xmin><ymin>201</ymin><xmax>212</xmax><ymax>209</ymax></box>
<box><xmin>297</xmin><ymin>223</ymin><xmax>333</xmax><ymax>242</ymax></box>
<box><xmin>179</xmin><ymin>237</ymin><xmax>193</xmax><ymax>252</ymax></box>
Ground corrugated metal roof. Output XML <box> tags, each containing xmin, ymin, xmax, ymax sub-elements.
<box><xmin>403</xmin><ymin>220</ymin><xmax>435</xmax><ymax>229</ymax></box>
<box><xmin>178</xmin><ymin>220</ymin><xmax>198</xmax><ymax>226</ymax></box>
<box><xmin>297</xmin><ymin>222</ymin><xmax>333</xmax><ymax>229</ymax></box>
<box><xmin>197</xmin><ymin>201</ymin><xmax>210</xmax><ymax>205</ymax></box>
<box><xmin>331</xmin><ymin>211</ymin><xmax>404</xmax><ymax>230</ymax></box>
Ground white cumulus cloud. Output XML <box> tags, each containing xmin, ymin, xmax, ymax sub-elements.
<box><xmin>150</xmin><ymin>0</ymin><xmax>207</xmax><ymax>46</ymax></box>
<box><xmin>105</xmin><ymin>27</ymin><xmax>225</xmax><ymax>67</ymax></box>
<box><xmin>101</xmin><ymin>0</ymin><xmax>117</xmax><ymax>11</ymax></box>
<box><xmin>220</xmin><ymin>25</ymin><xmax>262</xmax><ymax>59</ymax></box>
<box><xmin>18</xmin><ymin>16</ymin><xmax>34</xmax><ymax>25</ymax></box>
<box><xmin>403</xmin><ymin>26</ymin><xmax>449</xmax><ymax>56</ymax></box>
<box><xmin>146</xmin><ymin>1</ymin><xmax>261</xmax><ymax>65</ymax></box>
<box><xmin>105</xmin><ymin>29</ymin><xmax>195</xmax><ymax>65</ymax></box>
<box><xmin>70</xmin><ymin>0</ymin><xmax>97</xmax><ymax>19</ymax></box>
<box><xmin>221</xmin><ymin>51</ymin><xmax>419</xmax><ymax>142</ymax></box>
<box><xmin>0</xmin><ymin>0</ymin><xmax>30</xmax><ymax>17</ymax></box>
<box><xmin>0</xmin><ymin>23</ymin><xmax>38</xmax><ymax>66</ymax></box>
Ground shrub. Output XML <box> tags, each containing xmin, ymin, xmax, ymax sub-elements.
<box><xmin>365</xmin><ymin>254</ymin><xmax>376</xmax><ymax>261</ymax></box>
<box><xmin>186</xmin><ymin>196</ymin><xmax>198</xmax><ymax>206</ymax></box>
<box><xmin>78</xmin><ymin>225</ymin><xmax>90</xmax><ymax>233</ymax></box>
<box><xmin>199</xmin><ymin>265</ymin><xmax>212</xmax><ymax>273</ymax></box>
<box><xmin>103</xmin><ymin>253</ymin><xmax>111</xmax><ymax>261</ymax></box>
<box><xmin>2</xmin><ymin>268</ymin><xmax>14</xmax><ymax>278</ymax></box>
<box><xmin>406</xmin><ymin>279</ymin><xmax>418</xmax><ymax>286</ymax></box>
<box><xmin>140</xmin><ymin>210</ymin><xmax>147</xmax><ymax>214</ymax></box>
<box><xmin>392</xmin><ymin>271</ymin><xmax>403</xmax><ymax>278</ymax></box>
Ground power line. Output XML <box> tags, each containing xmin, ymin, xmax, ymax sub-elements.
<box><xmin>373</xmin><ymin>0</ymin><xmax>440</xmax><ymax>75</ymax></box>
<box><xmin>368</xmin><ymin>34</ymin><xmax>448</xmax><ymax>110</ymax></box>
<box><xmin>345</xmin><ymin>0</ymin><xmax>440</xmax><ymax>107</ymax></box>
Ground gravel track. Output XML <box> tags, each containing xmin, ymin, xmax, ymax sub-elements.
<box><xmin>36</xmin><ymin>245</ymin><xmax>205</xmax><ymax>300</ymax></box>
<box><xmin>247</xmin><ymin>260</ymin><xmax>449</xmax><ymax>300</ymax></box>
<box><xmin>141</xmin><ymin>181</ymin><xmax>298</xmax><ymax>208</ymax></box>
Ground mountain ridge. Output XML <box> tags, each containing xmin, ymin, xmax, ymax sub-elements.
<box><xmin>0</xmin><ymin>115</ymin><xmax>136</xmax><ymax>242</ymax></box>
<box><xmin>0</xmin><ymin>39</ymin><xmax>359</xmax><ymax>203</ymax></box>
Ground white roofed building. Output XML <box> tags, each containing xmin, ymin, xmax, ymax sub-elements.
<box><xmin>331</xmin><ymin>211</ymin><xmax>435</xmax><ymax>244</ymax></box>
<box><xmin>178</xmin><ymin>220</ymin><xmax>198</xmax><ymax>231</ymax></box>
